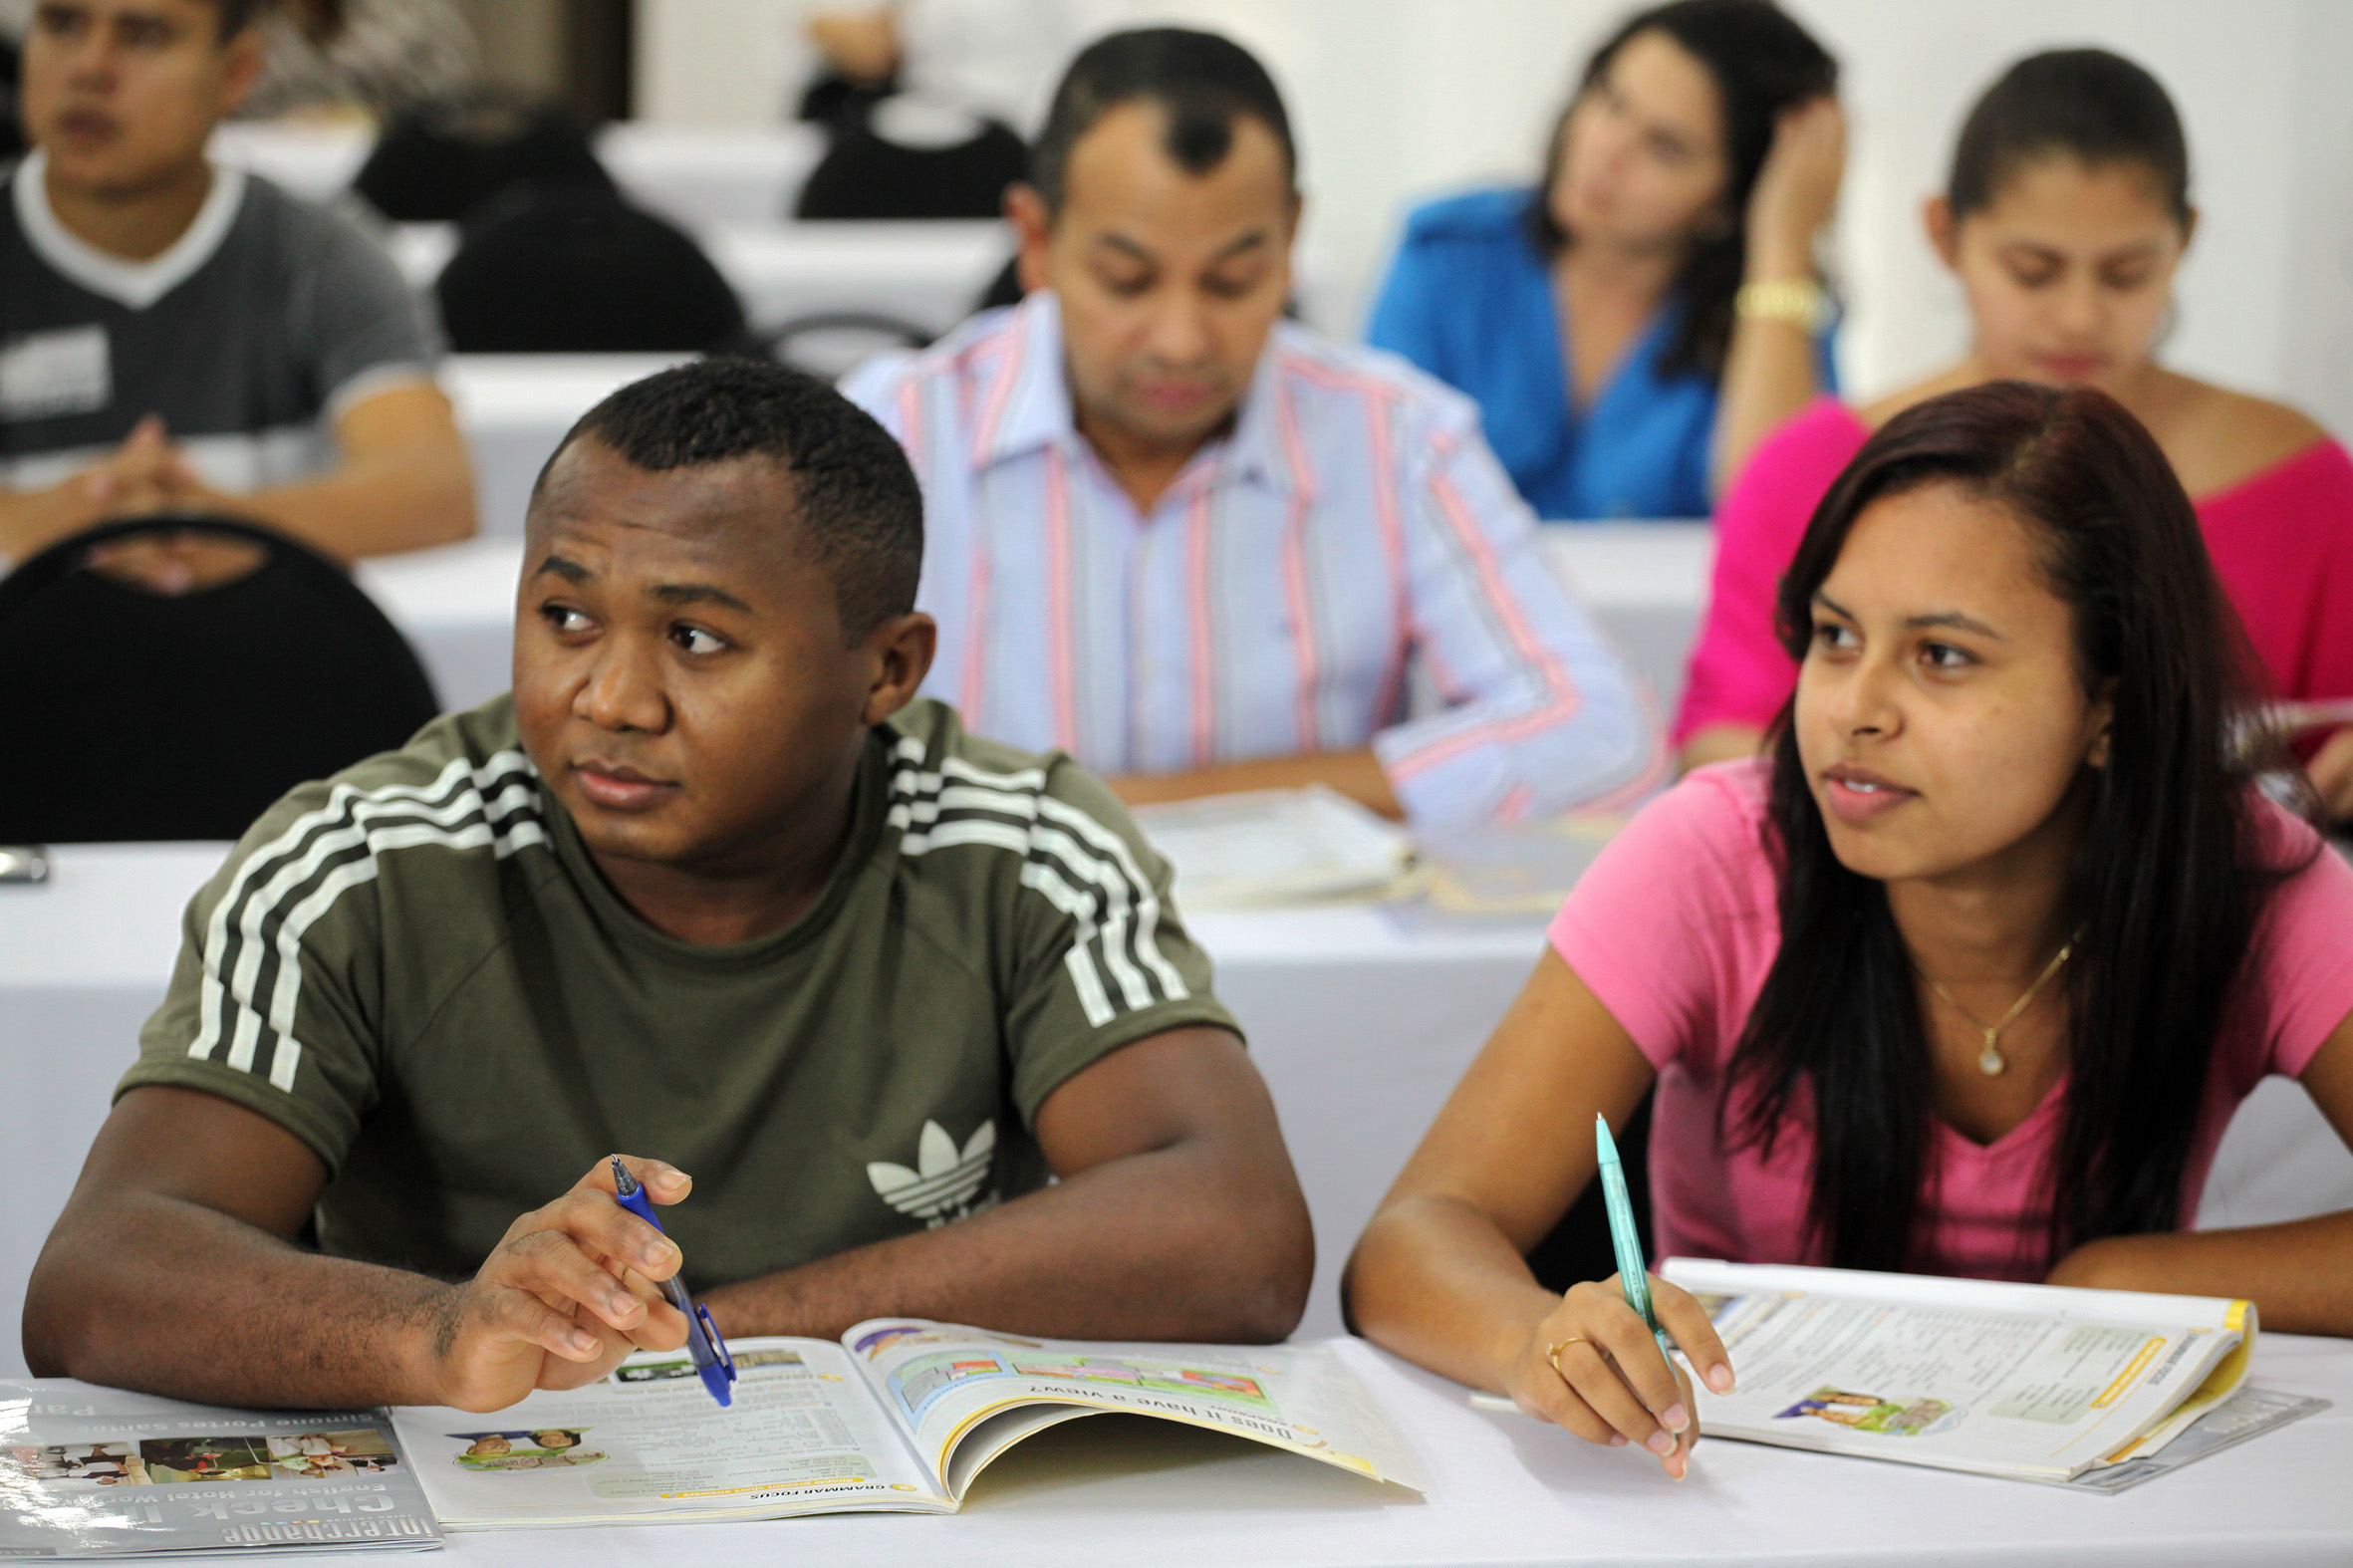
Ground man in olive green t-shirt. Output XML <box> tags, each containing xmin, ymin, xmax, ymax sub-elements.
<box><xmin>26</xmin><ymin>360</ymin><xmax>1311</xmax><ymax>1414</ymax></box>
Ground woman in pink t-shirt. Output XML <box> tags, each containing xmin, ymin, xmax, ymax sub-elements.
<box><xmin>1346</xmin><ymin>384</ymin><xmax>2353</xmax><ymax>1481</ymax></box>
<box><xmin>1677</xmin><ymin>50</ymin><xmax>2353</xmax><ymax>818</ymax></box>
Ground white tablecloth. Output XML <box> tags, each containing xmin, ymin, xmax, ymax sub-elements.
<box><xmin>355</xmin><ymin>538</ymin><xmax>525</xmax><ymax>713</ymax></box>
<box><xmin>389</xmin><ymin>220</ymin><xmax>1013</xmax><ymax>339</ymax></box>
<box><xmin>594</xmin><ymin>123</ymin><xmax>827</xmax><ymax>231</ymax></box>
<box><xmin>209</xmin><ymin>123</ymin><xmax>826</xmax><ymax>231</ymax></box>
<box><xmin>708</xmin><ymin>221</ymin><xmax>1010</xmax><ymax>333</ymax></box>
<box><xmin>440</xmin><ymin>356</ymin><xmax>691</xmax><ymax>540</ymax></box>
<box><xmin>1541</xmin><ymin>522</ymin><xmax>1712</xmax><ymax>713</ymax></box>
<box><xmin>6</xmin><ymin>842</ymin><xmax>2351</xmax><ymax>1376</ymax></box>
<box><xmin>16</xmin><ymin>1332</ymin><xmax>2353</xmax><ymax>1567</ymax></box>
<box><xmin>356</xmin><ymin>526</ymin><xmax>1715</xmax><ymax>717</ymax></box>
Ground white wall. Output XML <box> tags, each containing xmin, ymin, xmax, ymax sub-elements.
<box><xmin>636</xmin><ymin>0</ymin><xmax>2353</xmax><ymax>436</ymax></box>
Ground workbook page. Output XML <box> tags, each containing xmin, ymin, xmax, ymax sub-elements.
<box><xmin>1665</xmin><ymin>1260</ymin><xmax>2244</xmax><ymax>1479</ymax></box>
<box><xmin>389</xmin><ymin>1338</ymin><xmax>945</xmax><ymax>1527</ymax></box>
<box><xmin>842</xmin><ymin>1320</ymin><xmax>1424</xmax><ymax>1494</ymax></box>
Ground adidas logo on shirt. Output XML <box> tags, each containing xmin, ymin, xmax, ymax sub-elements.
<box><xmin>867</xmin><ymin>1120</ymin><xmax>998</xmax><ymax>1227</ymax></box>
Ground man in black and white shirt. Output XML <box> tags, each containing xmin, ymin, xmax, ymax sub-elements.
<box><xmin>0</xmin><ymin>0</ymin><xmax>473</xmax><ymax>572</ymax></box>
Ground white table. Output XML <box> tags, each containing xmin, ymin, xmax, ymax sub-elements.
<box><xmin>356</xmin><ymin>526</ymin><xmax>1713</xmax><ymax>719</ymax></box>
<box><xmin>709</xmin><ymin>221</ymin><xmax>1011</xmax><ymax>334</ymax></box>
<box><xmin>0</xmin><ymin>843</ymin><xmax>230</xmax><ymax>1377</ymax></box>
<box><xmin>207</xmin><ymin>123</ymin><xmax>375</xmax><ymax>205</ymax></box>
<box><xmin>1540</xmin><ymin>523</ymin><xmax>1712</xmax><ymax>715</ymax></box>
<box><xmin>388</xmin><ymin>220</ymin><xmax>1012</xmax><ymax>339</ymax></box>
<box><xmin>6</xmin><ymin>843</ymin><xmax>2350</xmax><ymax>1377</ymax></box>
<box><xmin>209</xmin><ymin>123</ymin><xmax>826</xmax><ymax>230</ymax></box>
<box><xmin>212</xmin><ymin>122</ymin><xmax>1339</xmax><ymax>345</ymax></box>
<box><xmin>356</xmin><ymin>538</ymin><xmax>524</xmax><ymax>713</ymax></box>
<box><xmin>594</xmin><ymin>123</ymin><xmax>826</xmax><ymax>232</ymax></box>
<box><xmin>20</xmin><ymin>1332</ymin><xmax>2353</xmax><ymax>1567</ymax></box>
<box><xmin>439</xmin><ymin>356</ymin><xmax>690</xmax><ymax>539</ymax></box>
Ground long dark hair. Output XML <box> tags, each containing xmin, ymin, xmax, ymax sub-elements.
<box><xmin>1532</xmin><ymin>0</ymin><xmax>1836</xmax><ymax>380</ymax></box>
<box><xmin>1728</xmin><ymin>382</ymin><xmax>2305</xmax><ymax>1271</ymax></box>
<box><xmin>1948</xmin><ymin>49</ymin><xmax>2190</xmax><ymax>226</ymax></box>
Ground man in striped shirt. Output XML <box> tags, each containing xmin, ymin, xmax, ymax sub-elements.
<box><xmin>27</xmin><ymin>361</ymin><xmax>1311</xmax><ymax>1413</ymax></box>
<box><xmin>844</xmin><ymin>29</ymin><xmax>1665</xmax><ymax>829</ymax></box>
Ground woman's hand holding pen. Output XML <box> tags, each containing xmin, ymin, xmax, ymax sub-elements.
<box><xmin>419</xmin><ymin>1155</ymin><xmax>695</xmax><ymax>1413</ymax></box>
<box><xmin>1505</xmin><ymin>1273</ymin><xmax>1733</xmax><ymax>1481</ymax></box>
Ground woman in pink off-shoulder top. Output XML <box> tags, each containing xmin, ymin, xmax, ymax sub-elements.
<box><xmin>1677</xmin><ymin>50</ymin><xmax>2353</xmax><ymax>815</ymax></box>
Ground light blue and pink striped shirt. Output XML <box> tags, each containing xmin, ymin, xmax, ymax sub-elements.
<box><xmin>842</xmin><ymin>292</ymin><xmax>1666</xmax><ymax>828</ymax></box>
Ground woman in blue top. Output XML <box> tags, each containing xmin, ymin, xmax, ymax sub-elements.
<box><xmin>1368</xmin><ymin>0</ymin><xmax>1843</xmax><ymax>520</ymax></box>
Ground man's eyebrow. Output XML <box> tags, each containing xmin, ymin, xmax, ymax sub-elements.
<box><xmin>1208</xmin><ymin>230</ymin><xmax>1271</xmax><ymax>266</ymax></box>
<box><xmin>1094</xmin><ymin>233</ymin><xmax>1157</xmax><ymax>265</ymax></box>
<box><xmin>533</xmin><ymin>554</ymin><xmax>591</xmax><ymax>584</ymax></box>
<box><xmin>652</xmin><ymin>583</ymin><xmax>755</xmax><ymax>615</ymax></box>
<box><xmin>1093</xmin><ymin>228</ymin><xmax>1269</xmax><ymax>268</ymax></box>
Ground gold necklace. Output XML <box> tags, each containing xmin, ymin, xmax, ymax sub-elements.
<box><xmin>1921</xmin><ymin>935</ymin><xmax>2079</xmax><ymax>1078</ymax></box>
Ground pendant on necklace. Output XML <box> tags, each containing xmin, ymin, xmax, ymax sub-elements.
<box><xmin>1976</xmin><ymin>1030</ymin><xmax>2006</xmax><ymax>1077</ymax></box>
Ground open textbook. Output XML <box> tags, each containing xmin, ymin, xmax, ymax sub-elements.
<box><xmin>0</xmin><ymin>1382</ymin><xmax>440</xmax><ymax>1557</ymax></box>
<box><xmin>388</xmin><ymin>1321</ymin><xmax>1422</xmax><ymax>1528</ymax></box>
<box><xmin>1664</xmin><ymin>1259</ymin><xmax>2328</xmax><ymax>1488</ymax></box>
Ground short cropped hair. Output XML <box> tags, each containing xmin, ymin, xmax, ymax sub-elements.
<box><xmin>547</xmin><ymin>360</ymin><xmax>923</xmax><ymax>644</ymax></box>
<box><xmin>1028</xmin><ymin>28</ymin><xmax>1297</xmax><ymax>216</ymax></box>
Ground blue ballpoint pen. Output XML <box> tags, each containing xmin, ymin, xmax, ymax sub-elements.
<box><xmin>609</xmin><ymin>1157</ymin><xmax>736</xmax><ymax>1408</ymax></box>
<box><xmin>1595</xmin><ymin>1115</ymin><xmax>1677</xmax><ymax>1366</ymax></box>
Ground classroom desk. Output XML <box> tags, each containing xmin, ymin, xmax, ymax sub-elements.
<box><xmin>1539</xmin><ymin>521</ymin><xmax>1712</xmax><ymax>714</ymax></box>
<box><xmin>593</xmin><ymin>123</ymin><xmax>827</xmax><ymax>231</ymax></box>
<box><xmin>7</xmin><ymin>840</ymin><xmax>2351</xmax><ymax>1376</ymax></box>
<box><xmin>208</xmin><ymin>122</ymin><xmax>826</xmax><ymax>231</ymax></box>
<box><xmin>355</xmin><ymin>526</ymin><xmax>1716</xmax><ymax>717</ymax></box>
<box><xmin>355</xmin><ymin>538</ymin><xmax>528</xmax><ymax>713</ymax></box>
<box><xmin>439</xmin><ymin>356</ymin><xmax>691</xmax><ymax>540</ymax></box>
<box><xmin>702</xmin><ymin>221</ymin><xmax>1012</xmax><ymax>335</ymax></box>
<box><xmin>207</xmin><ymin>123</ymin><xmax>373</xmax><ymax>205</ymax></box>
<box><xmin>18</xmin><ymin>1331</ymin><xmax>2353</xmax><ymax>1568</ymax></box>
<box><xmin>386</xmin><ymin>220</ymin><xmax>1013</xmax><ymax>342</ymax></box>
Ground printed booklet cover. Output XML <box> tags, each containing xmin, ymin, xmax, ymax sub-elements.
<box><xmin>390</xmin><ymin>1321</ymin><xmax>1423</xmax><ymax>1527</ymax></box>
<box><xmin>0</xmin><ymin>1382</ymin><xmax>440</xmax><ymax>1557</ymax></box>
<box><xmin>1665</xmin><ymin>1259</ymin><xmax>2328</xmax><ymax>1485</ymax></box>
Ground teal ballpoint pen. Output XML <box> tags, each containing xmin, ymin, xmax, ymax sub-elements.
<box><xmin>1595</xmin><ymin>1114</ymin><xmax>1677</xmax><ymax>1365</ymax></box>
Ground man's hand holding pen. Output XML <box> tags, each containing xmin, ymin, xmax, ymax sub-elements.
<box><xmin>417</xmin><ymin>1156</ymin><xmax>694</xmax><ymax>1414</ymax></box>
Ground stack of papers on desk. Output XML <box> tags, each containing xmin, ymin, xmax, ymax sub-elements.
<box><xmin>0</xmin><ymin>1382</ymin><xmax>439</xmax><ymax>1556</ymax></box>
<box><xmin>1132</xmin><ymin>787</ymin><xmax>1413</xmax><ymax>909</ymax></box>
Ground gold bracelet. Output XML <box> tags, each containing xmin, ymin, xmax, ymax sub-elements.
<box><xmin>1735</xmin><ymin>277</ymin><xmax>1829</xmax><ymax>332</ymax></box>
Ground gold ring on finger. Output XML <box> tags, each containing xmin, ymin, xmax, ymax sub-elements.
<box><xmin>1545</xmin><ymin>1337</ymin><xmax>1588</xmax><ymax>1373</ymax></box>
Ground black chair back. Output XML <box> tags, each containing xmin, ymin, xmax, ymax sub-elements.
<box><xmin>436</xmin><ymin>186</ymin><xmax>748</xmax><ymax>355</ymax></box>
<box><xmin>0</xmin><ymin>36</ymin><xmax>25</xmax><ymax>165</ymax></box>
<box><xmin>355</xmin><ymin>89</ymin><xmax>615</xmax><ymax>224</ymax></box>
<box><xmin>0</xmin><ymin>517</ymin><xmax>441</xmax><ymax>844</ymax></box>
<box><xmin>794</xmin><ymin>115</ymin><xmax>1027</xmax><ymax>220</ymax></box>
